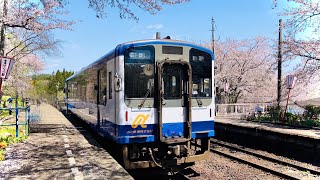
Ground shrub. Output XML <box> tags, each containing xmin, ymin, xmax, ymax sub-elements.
<box><xmin>286</xmin><ymin>112</ymin><xmax>301</xmax><ymax>121</ymax></box>
<box><xmin>0</xmin><ymin>141</ymin><xmax>8</xmax><ymax>149</ymax></box>
<box><xmin>303</xmin><ymin>105</ymin><xmax>320</xmax><ymax>120</ymax></box>
<box><xmin>301</xmin><ymin>119</ymin><xmax>320</xmax><ymax>127</ymax></box>
<box><xmin>258</xmin><ymin>116</ymin><xmax>273</xmax><ymax>122</ymax></box>
<box><xmin>267</xmin><ymin>105</ymin><xmax>283</xmax><ymax>122</ymax></box>
<box><xmin>0</xmin><ymin>150</ymin><xmax>4</xmax><ymax>161</ymax></box>
<box><xmin>0</xmin><ymin>126</ymin><xmax>27</xmax><ymax>161</ymax></box>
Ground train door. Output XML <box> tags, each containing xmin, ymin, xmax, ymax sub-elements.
<box><xmin>106</xmin><ymin>60</ymin><xmax>116</xmax><ymax>137</ymax></box>
<box><xmin>157</xmin><ymin>61</ymin><xmax>192</xmax><ymax>143</ymax></box>
<box><xmin>97</xmin><ymin>70</ymin><xmax>102</xmax><ymax>129</ymax></box>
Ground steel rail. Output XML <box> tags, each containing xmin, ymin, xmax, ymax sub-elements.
<box><xmin>176</xmin><ymin>171</ymin><xmax>191</xmax><ymax>180</ymax></box>
<box><xmin>210</xmin><ymin>148</ymin><xmax>300</xmax><ymax>180</ymax></box>
<box><xmin>211</xmin><ymin>139</ymin><xmax>320</xmax><ymax>176</ymax></box>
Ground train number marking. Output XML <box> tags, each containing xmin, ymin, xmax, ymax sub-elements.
<box><xmin>131</xmin><ymin>114</ymin><xmax>149</xmax><ymax>129</ymax></box>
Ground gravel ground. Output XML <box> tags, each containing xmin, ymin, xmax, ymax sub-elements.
<box><xmin>212</xmin><ymin>141</ymin><xmax>320</xmax><ymax>179</ymax></box>
<box><xmin>190</xmin><ymin>153</ymin><xmax>279</xmax><ymax>180</ymax></box>
<box><xmin>240</xmin><ymin>144</ymin><xmax>320</xmax><ymax>172</ymax></box>
<box><xmin>214</xmin><ymin>146</ymin><xmax>319</xmax><ymax>180</ymax></box>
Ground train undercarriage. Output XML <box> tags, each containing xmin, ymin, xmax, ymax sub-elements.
<box><xmin>121</xmin><ymin>138</ymin><xmax>210</xmax><ymax>169</ymax></box>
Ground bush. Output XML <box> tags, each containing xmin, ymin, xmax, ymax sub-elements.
<box><xmin>0</xmin><ymin>141</ymin><xmax>8</xmax><ymax>149</ymax></box>
<box><xmin>286</xmin><ymin>112</ymin><xmax>301</xmax><ymax>121</ymax></box>
<box><xmin>266</xmin><ymin>105</ymin><xmax>283</xmax><ymax>122</ymax></box>
<box><xmin>303</xmin><ymin>105</ymin><xmax>320</xmax><ymax>120</ymax></box>
<box><xmin>301</xmin><ymin>119</ymin><xmax>320</xmax><ymax>127</ymax></box>
<box><xmin>257</xmin><ymin>116</ymin><xmax>273</xmax><ymax>122</ymax></box>
<box><xmin>247</xmin><ymin>105</ymin><xmax>320</xmax><ymax>128</ymax></box>
<box><xmin>0</xmin><ymin>150</ymin><xmax>4</xmax><ymax>161</ymax></box>
<box><xmin>0</xmin><ymin>126</ymin><xmax>27</xmax><ymax>161</ymax></box>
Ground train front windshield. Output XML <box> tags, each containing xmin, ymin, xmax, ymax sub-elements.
<box><xmin>124</xmin><ymin>46</ymin><xmax>155</xmax><ymax>99</ymax></box>
<box><xmin>189</xmin><ymin>48</ymin><xmax>212</xmax><ymax>99</ymax></box>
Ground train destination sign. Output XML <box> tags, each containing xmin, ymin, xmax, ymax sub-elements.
<box><xmin>0</xmin><ymin>57</ymin><xmax>15</xmax><ymax>79</ymax></box>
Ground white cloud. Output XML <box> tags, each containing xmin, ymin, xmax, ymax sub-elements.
<box><xmin>145</xmin><ymin>24</ymin><xmax>164</xmax><ymax>30</ymax></box>
<box><xmin>64</xmin><ymin>41</ymin><xmax>80</xmax><ymax>49</ymax></box>
<box><xmin>46</xmin><ymin>63</ymin><xmax>60</xmax><ymax>68</ymax></box>
<box><xmin>49</xmin><ymin>59</ymin><xmax>61</xmax><ymax>64</ymax></box>
<box><xmin>129</xmin><ymin>24</ymin><xmax>164</xmax><ymax>34</ymax></box>
<box><xmin>70</xmin><ymin>42</ymin><xmax>80</xmax><ymax>49</ymax></box>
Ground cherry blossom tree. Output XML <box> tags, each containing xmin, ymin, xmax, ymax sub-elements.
<box><xmin>280</xmin><ymin>0</ymin><xmax>320</xmax><ymax>79</ymax></box>
<box><xmin>209</xmin><ymin>36</ymin><xmax>276</xmax><ymax>103</ymax></box>
<box><xmin>3</xmin><ymin>53</ymin><xmax>45</xmax><ymax>97</ymax></box>
<box><xmin>2</xmin><ymin>32</ymin><xmax>45</xmax><ymax>96</ymax></box>
<box><xmin>0</xmin><ymin>0</ymin><xmax>74</xmax><ymax>56</ymax></box>
<box><xmin>281</xmin><ymin>0</ymin><xmax>320</xmax><ymax>36</ymax></box>
<box><xmin>0</xmin><ymin>0</ymin><xmax>73</xmax><ymax>98</ymax></box>
<box><xmin>86</xmin><ymin>0</ymin><xmax>189</xmax><ymax>20</ymax></box>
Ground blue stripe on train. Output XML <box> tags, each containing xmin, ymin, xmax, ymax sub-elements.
<box><xmin>161</xmin><ymin>121</ymin><xmax>215</xmax><ymax>139</ymax></box>
<box><xmin>100</xmin><ymin>120</ymin><xmax>214</xmax><ymax>144</ymax></box>
<box><xmin>75</xmin><ymin>114</ymin><xmax>214</xmax><ymax>144</ymax></box>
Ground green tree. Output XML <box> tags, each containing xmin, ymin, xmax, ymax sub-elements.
<box><xmin>29</xmin><ymin>69</ymin><xmax>74</xmax><ymax>102</ymax></box>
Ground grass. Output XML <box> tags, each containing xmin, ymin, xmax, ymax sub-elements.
<box><xmin>0</xmin><ymin>126</ymin><xmax>28</xmax><ymax>161</ymax></box>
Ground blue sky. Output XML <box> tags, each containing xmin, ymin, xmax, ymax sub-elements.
<box><xmin>44</xmin><ymin>0</ymin><xmax>285</xmax><ymax>74</ymax></box>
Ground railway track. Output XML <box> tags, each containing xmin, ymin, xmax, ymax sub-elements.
<box><xmin>210</xmin><ymin>139</ymin><xmax>320</xmax><ymax>180</ymax></box>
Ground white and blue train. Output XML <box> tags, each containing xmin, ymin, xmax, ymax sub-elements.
<box><xmin>65</xmin><ymin>37</ymin><xmax>215</xmax><ymax>169</ymax></box>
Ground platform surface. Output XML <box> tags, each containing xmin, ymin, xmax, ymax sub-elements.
<box><xmin>215</xmin><ymin>117</ymin><xmax>320</xmax><ymax>140</ymax></box>
<box><xmin>0</xmin><ymin>103</ymin><xmax>133</xmax><ymax>180</ymax></box>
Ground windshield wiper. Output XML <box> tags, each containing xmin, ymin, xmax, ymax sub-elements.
<box><xmin>138</xmin><ymin>88</ymin><xmax>151</xmax><ymax>108</ymax></box>
<box><xmin>194</xmin><ymin>94</ymin><xmax>203</xmax><ymax>107</ymax></box>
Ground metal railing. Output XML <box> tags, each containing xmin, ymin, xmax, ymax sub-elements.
<box><xmin>216</xmin><ymin>103</ymin><xmax>270</xmax><ymax>118</ymax></box>
<box><xmin>215</xmin><ymin>103</ymin><xmax>306</xmax><ymax>119</ymax></box>
<box><xmin>0</xmin><ymin>106</ymin><xmax>30</xmax><ymax>137</ymax></box>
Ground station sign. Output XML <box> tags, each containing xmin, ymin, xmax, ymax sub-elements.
<box><xmin>0</xmin><ymin>57</ymin><xmax>15</xmax><ymax>79</ymax></box>
<box><xmin>286</xmin><ymin>75</ymin><xmax>296</xmax><ymax>89</ymax></box>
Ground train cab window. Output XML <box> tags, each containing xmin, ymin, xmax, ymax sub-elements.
<box><xmin>124</xmin><ymin>46</ymin><xmax>155</xmax><ymax>99</ymax></box>
<box><xmin>189</xmin><ymin>49</ymin><xmax>212</xmax><ymax>98</ymax></box>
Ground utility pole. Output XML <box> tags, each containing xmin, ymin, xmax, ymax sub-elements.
<box><xmin>0</xmin><ymin>0</ymin><xmax>8</xmax><ymax>97</ymax></box>
<box><xmin>211</xmin><ymin>17</ymin><xmax>219</xmax><ymax>108</ymax></box>
<box><xmin>210</xmin><ymin>17</ymin><xmax>215</xmax><ymax>54</ymax></box>
<box><xmin>277</xmin><ymin>19</ymin><xmax>282</xmax><ymax>109</ymax></box>
<box><xmin>0</xmin><ymin>0</ymin><xmax>8</xmax><ymax>55</ymax></box>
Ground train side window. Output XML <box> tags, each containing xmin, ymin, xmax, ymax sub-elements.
<box><xmin>99</xmin><ymin>67</ymin><xmax>107</xmax><ymax>105</ymax></box>
<box><xmin>109</xmin><ymin>71</ymin><xmax>112</xmax><ymax>99</ymax></box>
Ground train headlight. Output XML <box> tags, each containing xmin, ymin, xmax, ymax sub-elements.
<box><xmin>192</xmin><ymin>55</ymin><xmax>205</xmax><ymax>61</ymax></box>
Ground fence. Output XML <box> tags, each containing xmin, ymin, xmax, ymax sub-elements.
<box><xmin>216</xmin><ymin>103</ymin><xmax>270</xmax><ymax>117</ymax></box>
<box><xmin>216</xmin><ymin>103</ymin><xmax>307</xmax><ymax>119</ymax></box>
<box><xmin>0</xmin><ymin>106</ymin><xmax>31</xmax><ymax>138</ymax></box>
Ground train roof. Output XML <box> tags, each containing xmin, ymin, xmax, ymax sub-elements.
<box><xmin>66</xmin><ymin>39</ymin><xmax>213</xmax><ymax>82</ymax></box>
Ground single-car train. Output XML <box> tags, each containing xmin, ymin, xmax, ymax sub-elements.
<box><xmin>65</xmin><ymin>38</ymin><xmax>215</xmax><ymax>169</ymax></box>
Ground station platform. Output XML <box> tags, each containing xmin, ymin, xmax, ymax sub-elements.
<box><xmin>215</xmin><ymin>117</ymin><xmax>320</xmax><ymax>164</ymax></box>
<box><xmin>0</xmin><ymin>104</ymin><xmax>133</xmax><ymax>180</ymax></box>
<box><xmin>215</xmin><ymin>117</ymin><xmax>320</xmax><ymax>139</ymax></box>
